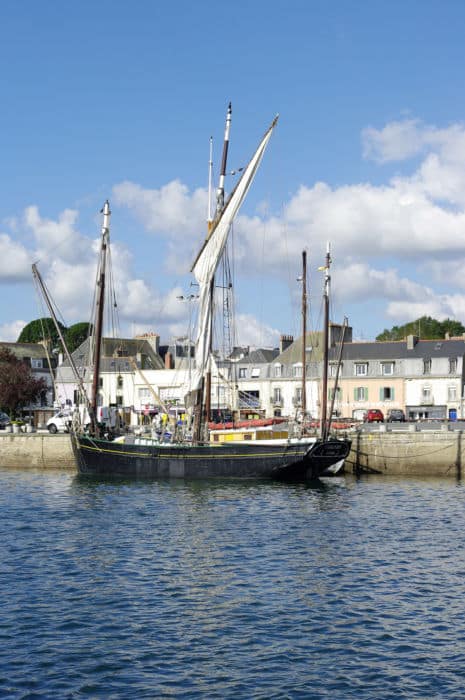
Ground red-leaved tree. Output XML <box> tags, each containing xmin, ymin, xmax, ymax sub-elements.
<box><xmin>0</xmin><ymin>348</ymin><xmax>47</xmax><ymax>417</ymax></box>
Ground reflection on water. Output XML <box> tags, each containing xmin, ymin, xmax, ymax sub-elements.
<box><xmin>1</xmin><ymin>467</ymin><xmax>465</xmax><ymax>699</ymax></box>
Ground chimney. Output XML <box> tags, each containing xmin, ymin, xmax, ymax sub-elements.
<box><xmin>135</xmin><ymin>332</ymin><xmax>160</xmax><ymax>354</ymax></box>
<box><xmin>165</xmin><ymin>351</ymin><xmax>174</xmax><ymax>369</ymax></box>
<box><xmin>407</xmin><ymin>335</ymin><xmax>419</xmax><ymax>350</ymax></box>
<box><xmin>280</xmin><ymin>334</ymin><xmax>294</xmax><ymax>353</ymax></box>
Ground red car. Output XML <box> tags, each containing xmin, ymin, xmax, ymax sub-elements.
<box><xmin>363</xmin><ymin>409</ymin><xmax>384</xmax><ymax>423</ymax></box>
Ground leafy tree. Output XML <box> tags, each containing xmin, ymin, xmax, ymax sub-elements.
<box><xmin>376</xmin><ymin>316</ymin><xmax>465</xmax><ymax>341</ymax></box>
<box><xmin>65</xmin><ymin>323</ymin><xmax>91</xmax><ymax>353</ymax></box>
<box><xmin>0</xmin><ymin>348</ymin><xmax>47</xmax><ymax>417</ymax></box>
<box><xmin>18</xmin><ymin>317</ymin><xmax>67</xmax><ymax>349</ymax></box>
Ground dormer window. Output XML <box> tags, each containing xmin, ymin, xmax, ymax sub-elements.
<box><xmin>381</xmin><ymin>362</ymin><xmax>394</xmax><ymax>375</ymax></box>
<box><xmin>355</xmin><ymin>363</ymin><xmax>368</xmax><ymax>376</ymax></box>
<box><xmin>423</xmin><ymin>359</ymin><xmax>431</xmax><ymax>375</ymax></box>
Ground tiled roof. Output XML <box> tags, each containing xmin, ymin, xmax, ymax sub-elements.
<box><xmin>328</xmin><ymin>338</ymin><xmax>465</xmax><ymax>362</ymax></box>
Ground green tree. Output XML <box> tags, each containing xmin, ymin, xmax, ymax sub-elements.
<box><xmin>0</xmin><ymin>348</ymin><xmax>47</xmax><ymax>417</ymax></box>
<box><xmin>18</xmin><ymin>317</ymin><xmax>67</xmax><ymax>348</ymax></box>
<box><xmin>376</xmin><ymin>316</ymin><xmax>465</xmax><ymax>341</ymax></box>
<box><xmin>65</xmin><ymin>322</ymin><xmax>91</xmax><ymax>353</ymax></box>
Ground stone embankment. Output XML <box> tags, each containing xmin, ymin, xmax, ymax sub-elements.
<box><xmin>0</xmin><ymin>433</ymin><xmax>75</xmax><ymax>470</ymax></box>
<box><xmin>1</xmin><ymin>429</ymin><xmax>465</xmax><ymax>478</ymax></box>
<box><xmin>345</xmin><ymin>426</ymin><xmax>465</xmax><ymax>479</ymax></box>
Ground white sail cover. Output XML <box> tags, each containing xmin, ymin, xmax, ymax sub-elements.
<box><xmin>190</xmin><ymin>116</ymin><xmax>278</xmax><ymax>393</ymax></box>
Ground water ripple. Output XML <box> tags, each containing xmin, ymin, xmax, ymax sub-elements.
<box><xmin>1</xmin><ymin>469</ymin><xmax>465</xmax><ymax>698</ymax></box>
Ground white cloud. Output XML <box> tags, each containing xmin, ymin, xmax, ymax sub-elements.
<box><xmin>0</xmin><ymin>234</ymin><xmax>31</xmax><ymax>282</ymax></box>
<box><xmin>234</xmin><ymin>313</ymin><xmax>281</xmax><ymax>348</ymax></box>
<box><xmin>5</xmin><ymin>116</ymin><xmax>465</xmax><ymax>344</ymax></box>
<box><xmin>24</xmin><ymin>206</ymin><xmax>90</xmax><ymax>264</ymax></box>
<box><xmin>112</xmin><ymin>180</ymin><xmax>208</xmax><ymax>274</ymax></box>
<box><xmin>0</xmin><ymin>320</ymin><xmax>28</xmax><ymax>342</ymax></box>
<box><xmin>362</xmin><ymin>119</ymin><xmax>429</xmax><ymax>163</ymax></box>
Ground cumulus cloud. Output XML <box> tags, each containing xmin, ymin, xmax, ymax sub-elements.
<box><xmin>5</xmin><ymin>115</ymin><xmax>465</xmax><ymax>343</ymax></box>
<box><xmin>113</xmin><ymin>180</ymin><xmax>208</xmax><ymax>273</ymax></box>
<box><xmin>0</xmin><ymin>233</ymin><xmax>31</xmax><ymax>282</ymax></box>
<box><xmin>233</xmin><ymin>313</ymin><xmax>281</xmax><ymax>348</ymax></box>
<box><xmin>0</xmin><ymin>320</ymin><xmax>28</xmax><ymax>342</ymax></box>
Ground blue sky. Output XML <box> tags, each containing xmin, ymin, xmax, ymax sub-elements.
<box><xmin>2</xmin><ymin>0</ymin><xmax>465</xmax><ymax>347</ymax></box>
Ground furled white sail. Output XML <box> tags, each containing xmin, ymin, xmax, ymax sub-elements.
<box><xmin>190</xmin><ymin>116</ymin><xmax>278</xmax><ymax>393</ymax></box>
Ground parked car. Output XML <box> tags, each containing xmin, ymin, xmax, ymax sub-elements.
<box><xmin>46</xmin><ymin>410</ymin><xmax>72</xmax><ymax>434</ymax></box>
<box><xmin>0</xmin><ymin>411</ymin><xmax>11</xmax><ymax>429</ymax></box>
<box><xmin>363</xmin><ymin>409</ymin><xmax>384</xmax><ymax>423</ymax></box>
<box><xmin>386</xmin><ymin>408</ymin><xmax>405</xmax><ymax>422</ymax></box>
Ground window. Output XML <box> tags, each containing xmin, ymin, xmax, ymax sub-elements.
<box><xmin>294</xmin><ymin>387</ymin><xmax>302</xmax><ymax>404</ymax></box>
<box><xmin>380</xmin><ymin>387</ymin><xmax>394</xmax><ymax>400</ymax></box>
<box><xmin>273</xmin><ymin>388</ymin><xmax>281</xmax><ymax>403</ymax></box>
<box><xmin>381</xmin><ymin>362</ymin><xmax>394</xmax><ymax>375</ymax></box>
<box><xmin>423</xmin><ymin>358</ymin><xmax>431</xmax><ymax>375</ymax></box>
<box><xmin>422</xmin><ymin>385</ymin><xmax>432</xmax><ymax>402</ymax></box>
<box><xmin>293</xmin><ymin>364</ymin><xmax>303</xmax><ymax>378</ymax></box>
<box><xmin>251</xmin><ymin>367</ymin><xmax>260</xmax><ymax>378</ymax></box>
<box><xmin>238</xmin><ymin>368</ymin><xmax>246</xmax><ymax>379</ymax></box>
<box><xmin>274</xmin><ymin>364</ymin><xmax>282</xmax><ymax>378</ymax></box>
<box><xmin>117</xmin><ymin>375</ymin><xmax>123</xmax><ymax>389</ymax></box>
<box><xmin>448</xmin><ymin>385</ymin><xmax>458</xmax><ymax>401</ymax></box>
<box><xmin>329</xmin><ymin>363</ymin><xmax>340</xmax><ymax>377</ymax></box>
<box><xmin>138</xmin><ymin>388</ymin><xmax>151</xmax><ymax>400</ymax></box>
<box><xmin>31</xmin><ymin>358</ymin><xmax>43</xmax><ymax>369</ymax></box>
<box><xmin>354</xmin><ymin>387</ymin><xmax>368</xmax><ymax>401</ymax></box>
<box><xmin>355</xmin><ymin>363</ymin><xmax>368</xmax><ymax>376</ymax></box>
<box><xmin>449</xmin><ymin>358</ymin><xmax>457</xmax><ymax>374</ymax></box>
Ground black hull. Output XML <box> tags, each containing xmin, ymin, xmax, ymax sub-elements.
<box><xmin>72</xmin><ymin>434</ymin><xmax>351</xmax><ymax>481</ymax></box>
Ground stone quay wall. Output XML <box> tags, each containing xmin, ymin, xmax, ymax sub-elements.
<box><xmin>0</xmin><ymin>433</ymin><xmax>75</xmax><ymax>470</ymax></box>
<box><xmin>346</xmin><ymin>427</ymin><xmax>465</xmax><ymax>479</ymax></box>
<box><xmin>1</xmin><ymin>429</ymin><xmax>465</xmax><ymax>478</ymax></box>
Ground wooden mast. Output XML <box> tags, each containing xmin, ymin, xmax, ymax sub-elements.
<box><xmin>193</xmin><ymin>104</ymin><xmax>232</xmax><ymax>441</ymax></box>
<box><xmin>301</xmin><ymin>250</ymin><xmax>307</xmax><ymax>417</ymax></box>
<box><xmin>90</xmin><ymin>200</ymin><xmax>111</xmax><ymax>434</ymax></box>
<box><xmin>320</xmin><ymin>243</ymin><xmax>331</xmax><ymax>442</ymax></box>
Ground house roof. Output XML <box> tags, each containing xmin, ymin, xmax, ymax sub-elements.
<box><xmin>65</xmin><ymin>337</ymin><xmax>165</xmax><ymax>370</ymax></box>
<box><xmin>0</xmin><ymin>341</ymin><xmax>51</xmax><ymax>361</ymax></box>
<box><xmin>228</xmin><ymin>347</ymin><xmax>280</xmax><ymax>365</ymax></box>
<box><xmin>275</xmin><ymin>332</ymin><xmax>325</xmax><ymax>365</ymax></box>
<box><xmin>328</xmin><ymin>337</ymin><xmax>465</xmax><ymax>362</ymax></box>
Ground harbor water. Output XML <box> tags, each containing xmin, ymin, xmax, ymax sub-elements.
<box><xmin>1</xmin><ymin>467</ymin><xmax>465</xmax><ymax>699</ymax></box>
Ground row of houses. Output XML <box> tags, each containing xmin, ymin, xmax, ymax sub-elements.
<box><xmin>3</xmin><ymin>325</ymin><xmax>465</xmax><ymax>424</ymax></box>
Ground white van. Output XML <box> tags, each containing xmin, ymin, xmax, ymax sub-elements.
<box><xmin>47</xmin><ymin>410</ymin><xmax>73</xmax><ymax>434</ymax></box>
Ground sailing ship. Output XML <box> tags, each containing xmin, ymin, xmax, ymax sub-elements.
<box><xmin>207</xmin><ymin>247</ymin><xmax>350</xmax><ymax>476</ymax></box>
<box><xmin>44</xmin><ymin>105</ymin><xmax>351</xmax><ymax>480</ymax></box>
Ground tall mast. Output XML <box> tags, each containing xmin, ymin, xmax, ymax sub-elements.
<box><xmin>90</xmin><ymin>200</ymin><xmax>111</xmax><ymax>429</ymax></box>
<box><xmin>215</xmin><ymin>102</ymin><xmax>232</xmax><ymax>219</ymax></box>
<box><xmin>301</xmin><ymin>250</ymin><xmax>307</xmax><ymax>417</ymax></box>
<box><xmin>207</xmin><ymin>136</ymin><xmax>213</xmax><ymax>228</ymax></box>
<box><xmin>320</xmin><ymin>242</ymin><xmax>331</xmax><ymax>441</ymax></box>
<box><xmin>205</xmin><ymin>103</ymin><xmax>232</xmax><ymax>430</ymax></box>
